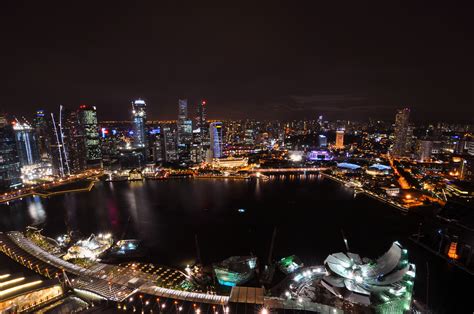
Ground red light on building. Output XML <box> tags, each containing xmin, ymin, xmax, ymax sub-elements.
<box><xmin>202</xmin><ymin>100</ymin><xmax>206</xmax><ymax>105</ymax></box>
<box><xmin>80</xmin><ymin>105</ymin><xmax>86</xmax><ymax>109</ymax></box>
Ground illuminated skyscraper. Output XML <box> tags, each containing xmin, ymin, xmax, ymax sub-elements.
<box><xmin>209</xmin><ymin>121</ymin><xmax>223</xmax><ymax>159</ymax></box>
<box><xmin>78</xmin><ymin>105</ymin><xmax>102</xmax><ymax>168</ymax></box>
<box><xmin>13</xmin><ymin>121</ymin><xmax>40</xmax><ymax>166</ymax></box>
<box><xmin>63</xmin><ymin>109</ymin><xmax>86</xmax><ymax>174</ymax></box>
<box><xmin>335</xmin><ymin>129</ymin><xmax>344</xmax><ymax>149</ymax></box>
<box><xmin>0</xmin><ymin>115</ymin><xmax>22</xmax><ymax>190</ymax></box>
<box><xmin>33</xmin><ymin>109</ymin><xmax>51</xmax><ymax>161</ymax></box>
<box><xmin>177</xmin><ymin>99</ymin><xmax>193</xmax><ymax>162</ymax></box>
<box><xmin>194</xmin><ymin>100</ymin><xmax>209</xmax><ymax>162</ymax></box>
<box><xmin>392</xmin><ymin>108</ymin><xmax>410</xmax><ymax>157</ymax></box>
<box><xmin>132</xmin><ymin>99</ymin><xmax>147</xmax><ymax>148</ymax></box>
<box><xmin>162</xmin><ymin>124</ymin><xmax>178</xmax><ymax>162</ymax></box>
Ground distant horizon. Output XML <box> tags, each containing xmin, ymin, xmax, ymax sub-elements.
<box><xmin>1</xmin><ymin>99</ymin><xmax>473</xmax><ymax>125</ymax></box>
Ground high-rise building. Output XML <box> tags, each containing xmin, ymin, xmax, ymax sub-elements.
<box><xmin>13</xmin><ymin>121</ymin><xmax>40</xmax><ymax>167</ymax></box>
<box><xmin>0</xmin><ymin>115</ymin><xmax>22</xmax><ymax>190</ymax></box>
<box><xmin>335</xmin><ymin>129</ymin><xmax>344</xmax><ymax>149</ymax></box>
<box><xmin>131</xmin><ymin>99</ymin><xmax>147</xmax><ymax>149</ymax></box>
<box><xmin>318</xmin><ymin>134</ymin><xmax>327</xmax><ymax>147</ymax></box>
<box><xmin>194</xmin><ymin>100</ymin><xmax>209</xmax><ymax>162</ymax></box>
<box><xmin>209</xmin><ymin>121</ymin><xmax>223</xmax><ymax>159</ymax></box>
<box><xmin>162</xmin><ymin>124</ymin><xmax>178</xmax><ymax>163</ymax></box>
<box><xmin>78</xmin><ymin>105</ymin><xmax>102</xmax><ymax>168</ymax></box>
<box><xmin>64</xmin><ymin>109</ymin><xmax>86</xmax><ymax>174</ymax></box>
<box><xmin>33</xmin><ymin>109</ymin><xmax>51</xmax><ymax>161</ymax></box>
<box><xmin>392</xmin><ymin>108</ymin><xmax>410</xmax><ymax>157</ymax></box>
<box><xmin>177</xmin><ymin>99</ymin><xmax>193</xmax><ymax>162</ymax></box>
<box><xmin>49</xmin><ymin>106</ymin><xmax>72</xmax><ymax>176</ymax></box>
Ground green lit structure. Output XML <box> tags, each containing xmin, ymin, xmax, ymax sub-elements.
<box><xmin>322</xmin><ymin>241</ymin><xmax>415</xmax><ymax>313</ymax></box>
<box><xmin>213</xmin><ymin>256</ymin><xmax>257</xmax><ymax>287</ymax></box>
<box><xmin>278</xmin><ymin>255</ymin><xmax>303</xmax><ymax>274</ymax></box>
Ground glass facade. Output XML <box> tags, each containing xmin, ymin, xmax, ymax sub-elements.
<box><xmin>13</xmin><ymin>122</ymin><xmax>40</xmax><ymax>166</ymax></box>
<box><xmin>210</xmin><ymin>122</ymin><xmax>223</xmax><ymax>158</ymax></box>
<box><xmin>78</xmin><ymin>105</ymin><xmax>101</xmax><ymax>165</ymax></box>
<box><xmin>0</xmin><ymin>116</ymin><xmax>22</xmax><ymax>190</ymax></box>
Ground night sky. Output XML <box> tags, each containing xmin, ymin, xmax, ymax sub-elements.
<box><xmin>1</xmin><ymin>2</ymin><xmax>472</xmax><ymax>121</ymax></box>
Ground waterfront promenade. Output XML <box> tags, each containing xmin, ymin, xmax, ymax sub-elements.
<box><xmin>0</xmin><ymin>231</ymin><xmax>228</xmax><ymax>304</ymax></box>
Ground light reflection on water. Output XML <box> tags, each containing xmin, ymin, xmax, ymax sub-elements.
<box><xmin>27</xmin><ymin>196</ymin><xmax>46</xmax><ymax>226</ymax></box>
<box><xmin>0</xmin><ymin>175</ymin><xmax>469</xmax><ymax>312</ymax></box>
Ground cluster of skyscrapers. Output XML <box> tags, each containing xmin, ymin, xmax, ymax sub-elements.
<box><xmin>2</xmin><ymin>100</ymin><xmax>474</xmax><ymax>191</ymax></box>
<box><xmin>0</xmin><ymin>105</ymin><xmax>102</xmax><ymax>189</ymax></box>
<box><xmin>120</xmin><ymin>99</ymin><xmax>222</xmax><ymax>169</ymax></box>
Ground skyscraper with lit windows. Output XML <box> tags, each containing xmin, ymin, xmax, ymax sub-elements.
<box><xmin>78</xmin><ymin>105</ymin><xmax>102</xmax><ymax>168</ymax></box>
<box><xmin>13</xmin><ymin>121</ymin><xmax>40</xmax><ymax>166</ymax></box>
<box><xmin>392</xmin><ymin>108</ymin><xmax>410</xmax><ymax>157</ymax></box>
<box><xmin>209</xmin><ymin>121</ymin><xmax>223</xmax><ymax>159</ymax></box>
<box><xmin>33</xmin><ymin>109</ymin><xmax>51</xmax><ymax>161</ymax></box>
<box><xmin>0</xmin><ymin>115</ymin><xmax>22</xmax><ymax>190</ymax></box>
<box><xmin>177</xmin><ymin>99</ymin><xmax>192</xmax><ymax>162</ymax></box>
<box><xmin>131</xmin><ymin>99</ymin><xmax>148</xmax><ymax>160</ymax></box>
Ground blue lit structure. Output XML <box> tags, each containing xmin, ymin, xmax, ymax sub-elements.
<box><xmin>209</xmin><ymin>122</ymin><xmax>223</xmax><ymax>159</ymax></box>
<box><xmin>337</xmin><ymin>163</ymin><xmax>361</xmax><ymax>170</ymax></box>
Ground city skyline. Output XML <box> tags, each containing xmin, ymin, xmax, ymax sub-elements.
<box><xmin>1</xmin><ymin>2</ymin><xmax>473</xmax><ymax>313</ymax></box>
<box><xmin>1</xmin><ymin>2</ymin><xmax>473</xmax><ymax>121</ymax></box>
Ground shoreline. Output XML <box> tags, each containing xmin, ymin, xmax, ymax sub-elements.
<box><xmin>319</xmin><ymin>172</ymin><xmax>409</xmax><ymax>213</ymax></box>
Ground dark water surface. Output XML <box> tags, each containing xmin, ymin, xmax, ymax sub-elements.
<box><xmin>0</xmin><ymin>175</ymin><xmax>471</xmax><ymax>312</ymax></box>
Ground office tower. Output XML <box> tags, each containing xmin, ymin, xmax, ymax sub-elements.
<box><xmin>335</xmin><ymin>129</ymin><xmax>344</xmax><ymax>149</ymax></box>
<box><xmin>195</xmin><ymin>100</ymin><xmax>209</xmax><ymax>161</ymax></box>
<box><xmin>177</xmin><ymin>99</ymin><xmax>193</xmax><ymax>162</ymax></box>
<box><xmin>33</xmin><ymin>109</ymin><xmax>51</xmax><ymax>161</ymax></box>
<box><xmin>162</xmin><ymin>124</ymin><xmax>178</xmax><ymax>163</ymax></box>
<box><xmin>392</xmin><ymin>108</ymin><xmax>410</xmax><ymax>157</ymax></box>
<box><xmin>78</xmin><ymin>105</ymin><xmax>102</xmax><ymax>168</ymax></box>
<box><xmin>131</xmin><ymin>99</ymin><xmax>147</xmax><ymax>148</ymax></box>
<box><xmin>13</xmin><ymin>121</ymin><xmax>40</xmax><ymax>166</ymax></box>
<box><xmin>318</xmin><ymin>134</ymin><xmax>327</xmax><ymax>147</ymax></box>
<box><xmin>209</xmin><ymin>122</ymin><xmax>223</xmax><ymax>159</ymax></box>
<box><xmin>0</xmin><ymin>115</ymin><xmax>22</xmax><ymax>190</ymax></box>
<box><xmin>65</xmin><ymin>109</ymin><xmax>87</xmax><ymax>174</ymax></box>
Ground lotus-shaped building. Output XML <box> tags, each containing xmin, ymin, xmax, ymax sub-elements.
<box><xmin>322</xmin><ymin>241</ymin><xmax>415</xmax><ymax>312</ymax></box>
